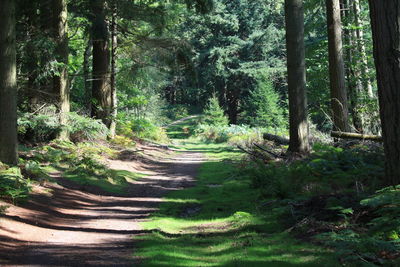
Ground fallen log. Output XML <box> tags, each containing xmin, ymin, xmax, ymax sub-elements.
<box><xmin>263</xmin><ymin>133</ymin><xmax>290</xmax><ymax>145</ymax></box>
<box><xmin>237</xmin><ymin>145</ymin><xmax>272</xmax><ymax>161</ymax></box>
<box><xmin>253</xmin><ymin>143</ymin><xmax>284</xmax><ymax>159</ymax></box>
<box><xmin>331</xmin><ymin>131</ymin><xmax>383</xmax><ymax>142</ymax></box>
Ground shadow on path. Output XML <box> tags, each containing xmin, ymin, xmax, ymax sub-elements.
<box><xmin>0</xmin><ymin>149</ymin><xmax>204</xmax><ymax>266</ymax></box>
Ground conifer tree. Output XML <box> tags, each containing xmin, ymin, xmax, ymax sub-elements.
<box><xmin>203</xmin><ymin>94</ymin><xmax>229</xmax><ymax>127</ymax></box>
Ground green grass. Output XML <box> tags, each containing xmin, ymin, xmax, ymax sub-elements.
<box><xmin>166</xmin><ymin>116</ymin><xmax>202</xmax><ymax>140</ymax></box>
<box><xmin>136</xmin><ymin>142</ymin><xmax>338</xmax><ymax>266</ymax></box>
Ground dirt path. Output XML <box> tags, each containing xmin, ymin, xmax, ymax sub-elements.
<box><xmin>0</xmin><ymin>145</ymin><xmax>204</xmax><ymax>266</ymax></box>
<box><xmin>165</xmin><ymin>115</ymin><xmax>200</xmax><ymax>127</ymax></box>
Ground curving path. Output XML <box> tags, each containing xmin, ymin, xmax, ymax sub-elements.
<box><xmin>0</xmin><ymin>145</ymin><xmax>203</xmax><ymax>266</ymax></box>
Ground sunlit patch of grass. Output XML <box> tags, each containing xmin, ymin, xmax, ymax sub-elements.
<box><xmin>19</xmin><ymin>141</ymin><xmax>148</xmax><ymax>195</ymax></box>
<box><xmin>178</xmin><ymin>140</ymin><xmax>242</xmax><ymax>160</ymax></box>
<box><xmin>136</xmin><ymin>142</ymin><xmax>337</xmax><ymax>266</ymax></box>
<box><xmin>166</xmin><ymin>116</ymin><xmax>202</xmax><ymax>140</ymax></box>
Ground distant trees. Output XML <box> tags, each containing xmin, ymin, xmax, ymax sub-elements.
<box><xmin>177</xmin><ymin>0</ymin><xmax>286</xmax><ymax>125</ymax></box>
<box><xmin>285</xmin><ymin>0</ymin><xmax>310</xmax><ymax>153</ymax></box>
<box><xmin>368</xmin><ymin>0</ymin><xmax>400</xmax><ymax>185</ymax></box>
<box><xmin>0</xmin><ymin>0</ymin><xmax>18</xmax><ymax>165</ymax></box>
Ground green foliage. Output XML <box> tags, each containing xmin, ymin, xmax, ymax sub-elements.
<box><xmin>166</xmin><ymin>116</ymin><xmax>201</xmax><ymax>139</ymax></box>
<box><xmin>18</xmin><ymin>108</ymin><xmax>109</xmax><ymax>143</ymax></box>
<box><xmin>361</xmin><ymin>186</ymin><xmax>400</xmax><ymax>237</ymax></box>
<box><xmin>174</xmin><ymin>0</ymin><xmax>286</xmax><ymax>118</ymax></box>
<box><xmin>24</xmin><ymin>140</ymin><xmax>145</xmax><ymax>195</ymax></box>
<box><xmin>117</xmin><ymin>116</ymin><xmax>169</xmax><ymax>143</ymax></box>
<box><xmin>0</xmin><ymin>166</ymin><xmax>31</xmax><ymax>204</ymax></box>
<box><xmin>249</xmin><ymin>144</ymin><xmax>384</xmax><ymax>199</ymax></box>
<box><xmin>21</xmin><ymin>159</ymin><xmax>50</xmax><ymax>181</ymax></box>
<box><xmin>110</xmin><ymin>135</ymin><xmax>136</xmax><ymax>147</ymax></box>
<box><xmin>18</xmin><ymin>107</ymin><xmax>61</xmax><ymax>142</ymax></box>
<box><xmin>196</xmin><ymin>124</ymin><xmax>264</xmax><ymax>145</ymax></box>
<box><xmin>316</xmin><ymin>186</ymin><xmax>400</xmax><ymax>265</ymax></box>
<box><xmin>67</xmin><ymin>112</ymin><xmax>109</xmax><ymax>142</ymax></box>
<box><xmin>243</xmin><ymin>77</ymin><xmax>286</xmax><ymax>129</ymax></box>
<box><xmin>164</xmin><ymin>104</ymin><xmax>190</xmax><ymax>121</ymax></box>
<box><xmin>202</xmin><ymin>94</ymin><xmax>229</xmax><ymax>127</ymax></box>
<box><xmin>136</xmin><ymin>141</ymin><xmax>336</xmax><ymax>266</ymax></box>
<box><xmin>247</xmin><ymin>141</ymin><xmax>399</xmax><ymax>265</ymax></box>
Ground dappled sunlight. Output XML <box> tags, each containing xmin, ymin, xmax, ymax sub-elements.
<box><xmin>135</xmin><ymin>142</ymin><xmax>337</xmax><ymax>266</ymax></box>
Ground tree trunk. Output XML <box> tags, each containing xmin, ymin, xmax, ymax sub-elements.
<box><xmin>52</xmin><ymin>0</ymin><xmax>70</xmax><ymax>140</ymax></box>
<box><xmin>91</xmin><ymin>0</ymin><xmax>111</xmax><ymax>127</ymax></box>
<box><xmin>84</xmin><ymin>37</ymin><xmax>92</xmax><ymax>115</ymax></box>
<box><xmin>326</xmin><ymin>0</ymin><xmax>351</xmax><ymax>132</ymax></box>
<box><xmin>342</xmin><ymin>0</ymin><xmax>364</xmax><ymax>133</ymax></box>
<box><xmin>285</xmin><ymin>0</ymin><xmax>310</xmax><ymax>153</ymax></box>
<box><xmin>226</xmin><ymin>88</ymin><xmax>239</xmax><ymax>125</ymax></box>
<box><xmin>354</xmin><ymin>0</ymin><xmax>373</xmax><ymax>98</ymax></box>
<box><xmin>109</xmin><ymin>4</ymin><xmax>118</xmax><ymax>138</ymax></box>
<box><xmin>368</xmin><ymin>0</ymin><xmax>400</xmax><ymax>185</ymax></box>
<box><xmin>0</xmin><ymin>0</ymin><xmax>18</xmax><ymax>165</ymax></box>
<box><xmin>25</xmin><ymin>2</ymin><xmax>40</xmax><ymax>109</ymax></box>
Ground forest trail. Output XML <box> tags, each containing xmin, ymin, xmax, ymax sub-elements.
<box><xmin>165</xmin><ymin>115</ymin><xmax>200</xmax><ymax>127</ymax></box>
<box><xmin>0</xmin><ymin>144</ymin><xmax>204</xmax><ymax>266</ymax></box>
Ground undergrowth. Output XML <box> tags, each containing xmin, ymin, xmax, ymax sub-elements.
<box><xmin>246</xmin><ymin>142</ymin><xmax>400</xmax><ymax>266</ymax></box>
<box><xmin>0</xmin><ymin>164</ymin><xmax>31</xmax><ymax>204</ymax></box>
<box><xmin>18</xmin><ymin>107</ymin><xmax>109</xmax><ymax>143</ymax></box>
<box><xmin>16</xmin><ymin>140</ymin><xmax>144</xmax><ymax>195</ymax></box>
<box><xmin>136</xmin><ymin>141</ymin><xmax>336</xmax><ymax>266</ymax></box>
<box><xmin>249</xmin><ymin>143</ymin><xmax>384</xmax><ymax>199</ymax></box>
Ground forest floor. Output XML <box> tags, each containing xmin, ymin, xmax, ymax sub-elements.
<box><xmin>0</xmin><ymin>117</ymin><xmax>338</xmax><ymax>266</ymax></box>
<box><xmin>0</xmin><ymin>140</ymin><xmax>204</xmax><ymax>266</ymax></box>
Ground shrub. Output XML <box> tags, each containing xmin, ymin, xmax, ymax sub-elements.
<box><xmin>315</xmin><ymin>186</ymin><xmax>400</xmax><ymax>265</ymax></box>
<box><xmin>130</xmin><ymin>119</ymin><xmax>169</xmax><ymax>142</ymax></box>
<box><xmin>0</xmin><ymin>166</ymin><xmax>31</xmax><ymax>204</ymax></box>
<box><xmin>18</xmin><ymin>108</ymin><xmax>109</xmax><ymax>143</ymax></box>
<box><xmin>67</xmin><ymin>112</ymin><xmax>109</xmax><ymax>142</ymax></box>
<box><xmin>361</xmin><ymin>186</ymin><xmax>400</xmax><ymax>238</ymax></box>
<box><xmin>117</xmin><ymin>117</ymin><xmax>169</xmax><ymax>143</ymax></box>
<box><xmin>110</xmin><ymin>135</ymin><xmax>136</xmax><ymax>147</ymax></box>
<box><xmin>249</xmin><ymin>144</ymin><xmax>384</xmax><ymax>199</ymax></box>
<box><xmin>18</xmin><ymin>107</ymin><xmax>61</xmax><ymax>142</ymax></box>
<box><xmin>195</xmin><ymin>124</ymin><xmax>264</xmax><ymax>145</ymax></box>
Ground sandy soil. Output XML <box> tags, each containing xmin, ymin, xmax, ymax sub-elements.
<box><xmin>0</xmin><ymin>144</ymin><xmax>203</xmax><ymax>266</ymax></box>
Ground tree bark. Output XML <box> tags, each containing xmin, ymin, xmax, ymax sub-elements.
<box><xmin>109</xmin><ymin>4</ymin><xmax>118</xmax><ymax>138</ymax></box>
<box><xmin>0</xmin><ymin>0</ymin><xmax>18</xmax><ymax>165</ymax></box>
<box><xmin>52</xmin><ymin>0</ymin><xmax>70</xmax><ymax>140</ymax></box>
<box><xmin>285</xmin><ymin>0</ymin><xmax>310</xmax><ymax>153</ymax></box>
<box><xmin>326</xmin><ymin>0</ymin><xmax>351</xmax><ymax>132</ymax></box>
<box><xmin>91</xmin><ymin>0</ymin><xmax>112</xmax><ymax>127</ymax></box>
<box><xmin>368</xmin><ymin>0</ymin><xmax>400</xmax><ymax>185</ymax></box>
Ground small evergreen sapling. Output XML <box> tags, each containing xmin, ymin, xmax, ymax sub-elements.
<box><xmin>203</xmin><ymin>94</ymin><xmax>229</xmax><ymax>126</ymax></box>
